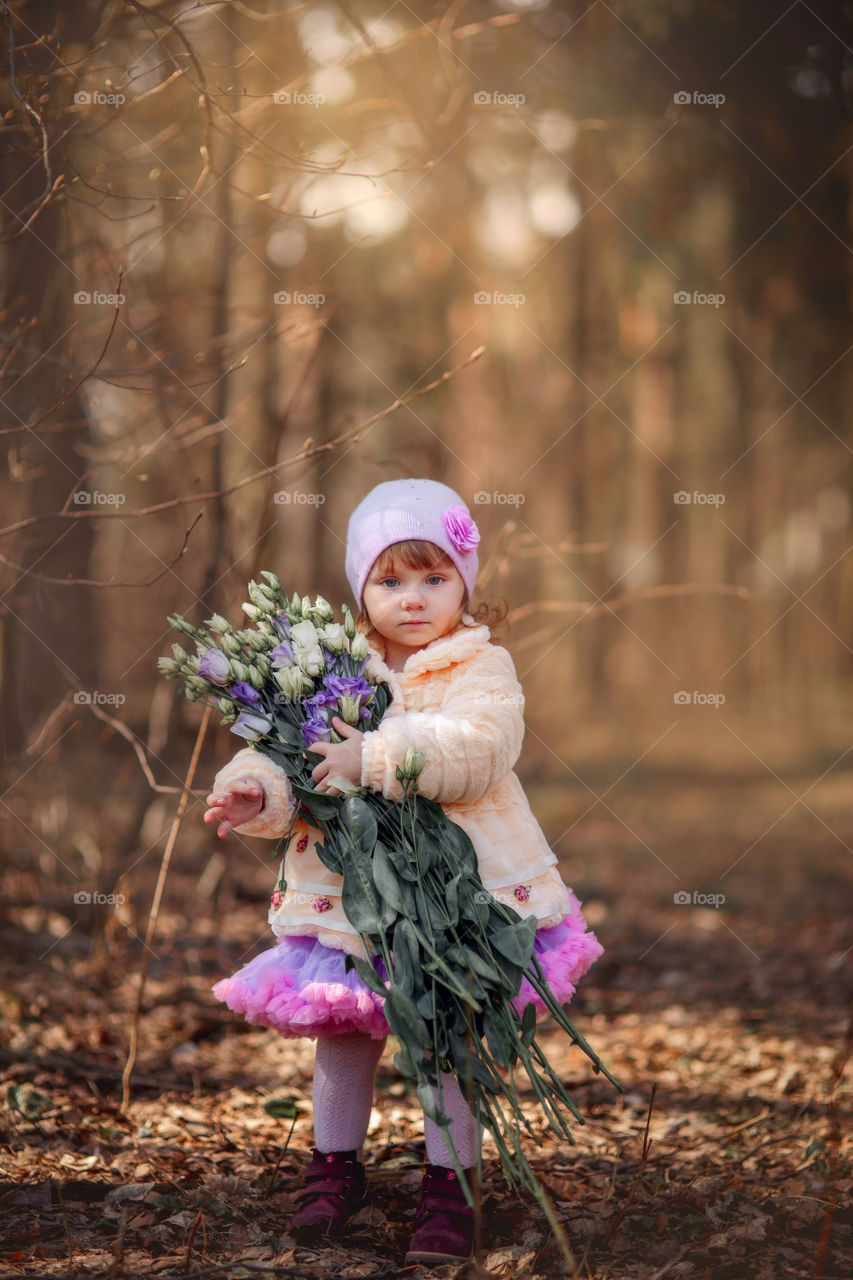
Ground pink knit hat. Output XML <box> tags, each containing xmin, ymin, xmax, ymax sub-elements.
<box><xmin>345</xmin><ymin>478</ymin><xmax>480</xmax><ymax>607</ymax></box>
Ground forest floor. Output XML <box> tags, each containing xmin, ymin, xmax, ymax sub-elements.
<box><xmin>0</xmin><ymin>757</ymin><xmax>851</xmax><ymax>1280</ymax></box>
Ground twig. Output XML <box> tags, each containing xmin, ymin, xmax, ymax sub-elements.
<box><xmin>813</xmin><ymin>1012</ymin><xmax>852</xmax><ymax>1280</ymax></box>
<box><xmin>0</xmin><ymin>1045</ymin><xmax>195</xmax><ymax>1092</ymax></box>
<box><xmin>108</xmin><ymin>1205</ymin><xmax>128</xmax><ymax>1280</ymax></box>
<box><xmin>507</xmin><ymin>582</ymin><xmax>751</xmax><ymax>626</ymax></box>
<box><xmin>600</xmin><ymin>1083</ymin><xmax>657</xmax><ymax>1247</ymax></box>
<box><xmin>0</xmin><ymin>511</ymin><xmax>203</xmax><ymax>587</ymax></box>
<box><xmin>121</xmin><ymin>704</ymin><xmax>212</xmax><ymax>1113</ymax></box>
<box><xmin>184</xmin><ymin>1206</ymin><xmax>204</xmax><ymax>1271</ymax></box>
<box><xmin>0</xmin><ymin>345</ymin><xmax>485</xmax><ymax>540</ymax></box>
<box><xmin>85</xmin><ymin>700</ymin><xmax>186</xmax><ymax>794</ymax></box>
<box><xmin>24</xmin><ymin>271</ymin><xmax>125</xmax><ymax>435</ymax></box>
<box><xmin>54</xmin><ymin>1180</ymin><xmax>75</xmax><ymax>1273</ymax></box>
<box><xmin>263</xmin><ymin>1113</ymin><xmax>298</xmax><ymax>1199</ymax></box>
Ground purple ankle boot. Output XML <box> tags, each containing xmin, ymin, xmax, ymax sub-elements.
<box><xmin>287</xmin><ymin>1148</ymin><xmax>366</xmax><ymax>1242</ymax></box>
<box><xmin>405</xmin><ymin>1165</ymin><xmax>476</xmax><ymax>1264</ymax></box>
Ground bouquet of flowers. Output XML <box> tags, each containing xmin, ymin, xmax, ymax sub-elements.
<box><xmin>159</xmin><ymin>572</ymin><xmax>620</xmax><ymax>1209</ymax></box>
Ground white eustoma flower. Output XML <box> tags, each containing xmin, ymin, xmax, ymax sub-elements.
<box><xmin>290</xmin><ymin>620</ymin><xmax>324</xmax><ymax>677</ymax></box>
<box><xmin>318</xmin><ymin>623</ymin><xmax>347</xmax><ymax>654</ymax></box>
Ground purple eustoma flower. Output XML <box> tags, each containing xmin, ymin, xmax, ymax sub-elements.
<box><xmin>302</xmin><ymin>717</ymin><xmax>331</xmax><ymax>747</ymax></box>
<box><xmin>269</xmin><ymin>640</ymin><xmax>294</xmax><ymax>667</ymax></box>
<box><xmin>303</xmin><ymin>689</ymin><xmax>338</xmax><ymax>722</ymax></box>
<box><xmin>229</xmin><ymin>681</ymin><xmax>261</xmax><ymax>707</ymax></box>
<box><xmin>198</xmin><ymin>648</ymin><xmax>231</xmax><ymax>684</ymax></box>
<box><xmin>323</xmin><ymin>675</ymin><xmax>373</xmax><ymax>701</ymax></box>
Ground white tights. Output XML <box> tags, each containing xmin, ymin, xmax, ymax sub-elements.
<box><xmin>312</xmin><ymin>1032</ymin><xmax>481</xmax><ymax>1167</ymax></box>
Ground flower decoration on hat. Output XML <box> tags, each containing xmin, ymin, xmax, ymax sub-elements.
<box><xmin>443</xmin><ymin>505</ymin><xmax>480</xmax><ymax>554</ymax></box>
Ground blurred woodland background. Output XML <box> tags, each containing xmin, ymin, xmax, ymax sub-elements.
<box><xmin>1</xmin><ymin>2</ymin><xmax>851</xmax><ymax>1277</ymax></box>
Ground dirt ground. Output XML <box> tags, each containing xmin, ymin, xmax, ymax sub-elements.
<box><xmin>1</xmin><ymin>756</ymin><xmax>850</xmax><ymax>1280</ymax></box>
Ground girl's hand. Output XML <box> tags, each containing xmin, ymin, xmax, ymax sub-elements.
<box><xmin>311</xmin><ymin>718</ymin><xmax>365</xmax><ymax>795</ymax></box>
<box><xmin>204</xmin><ymin>782</ymin><xmax>263</xmax><ymax>838</ymax></box>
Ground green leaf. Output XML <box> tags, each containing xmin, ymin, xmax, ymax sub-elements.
<box><xmin>416</xmin><ymin>1081</ymin><xmax>450</xmax><ymax>1126</ymax></box>
<box><xmin>290</xmin><ymin>783</ymin><xmax>342</xmax><ymax>822</ymax></box>
<box><xmin>385</xmin><ymin>842</ymin><xmax>419</xmax><ymax>882</ymax></box>
<box><xmin>445</xmin><ymin>873</ymin><xmax>461</xmax><ymax>927</ymax></box>
<box><xmin>490</xmin><ymin>917</ymin><xmax>538</xmax><ymax>968</ymax></box>
<box><xmin>270</xmin><ymin>717</ymin><xmax>304</xmax><ymax>750</ymax></box>
<box><xmin>343</xmin><ymin>796</ymin><xmax>378</xmax><ymax>855</ymax></box>
<box><xmin>393</xmin><ymin>1045</ymin><xmax>418</xmax><ymax>1079</ymax></box>
<box><xmin>384</xmin><ymin>988</ymin><xmax>431</xmax><ymax>1049</ymax></box>
<box><xmin>372</xmin><ymin>841</ymin><xmax>416</xmax><ymax>915</ymax></box>
<box><xmin>263</xmin><ymin>1097</ymin><xmax>300</xmax><ymax>1119</ymax></box>
<box><xmin>521</xmin><ymin>1001</ymin><xmax>537</xmax><ymax>1047</ymax></box>
<box><xmin>344</xmin><ymin>953</ymin><xmax>387</xmax><ymax>995</ymax></box>
<box><xmin>391</xmin><ymin>918</ymin><xmax>420</xmax><ymax>996</ymax></box>
<box><xmin>341</xmin><ymin>859</ymin><xmax>381</xmax><ymax>934</ymax></box>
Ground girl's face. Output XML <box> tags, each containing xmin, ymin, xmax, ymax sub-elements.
<box><xmin>362</xmin><ymin>553</ymin><xmax>466</xmax><ymax>658</ymax></box>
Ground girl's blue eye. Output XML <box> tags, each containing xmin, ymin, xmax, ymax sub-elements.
<box><xmin>426</xmin><ymin>575</ymin><xmax>444</xmax><ymax>585</ymax></box>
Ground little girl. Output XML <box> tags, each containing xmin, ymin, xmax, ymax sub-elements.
<box><xmin>204</xmin><ymin>478</ymin><xmax>603</xmax><ymax>1264</ymax></box>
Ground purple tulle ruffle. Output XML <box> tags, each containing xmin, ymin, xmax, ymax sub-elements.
<box><xmin>212</xmin><ymin>934</ymin><xmax>389</xmax><ymax>1040</ymax></box>
<box><xmin>213</xmin><ymin>889</ymin><xmax>602</xmax><ymax>1040</ymax></box>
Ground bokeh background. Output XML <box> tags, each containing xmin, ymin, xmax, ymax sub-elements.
<box><xmin>1</xmin><ymin>3</ymin><xmax>851</xmax><ymax>1274</ymax></box>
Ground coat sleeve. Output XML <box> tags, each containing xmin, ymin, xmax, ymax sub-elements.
<box><xmin>360</xmin><ymin>645</ymin><xmax>525</xmax><ymax>805</ymax></box>
<box><xmin>212</xmin><ymin>746</ymin><xmax>297</xmax><ymax>838</ymax></box>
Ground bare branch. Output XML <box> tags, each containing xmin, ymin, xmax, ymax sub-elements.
<box><xmin>0</xmin><ymin>345</ymin><xmax>486</xmax><ymax>540</ymax></box>
<box><xmin>0</xmin><ymin>511</ymin><xmax>203</xmax><ymax>588</ymax></box>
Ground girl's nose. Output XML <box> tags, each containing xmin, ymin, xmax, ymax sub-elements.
<box><xmin>402</xmin><ymin>588</ymin><xmax>424</xmax><ymax>609</ymax></box>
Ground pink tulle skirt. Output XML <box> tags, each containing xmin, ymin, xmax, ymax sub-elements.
<box><xmin>213</xmin><ymin>894</ymin><xmax>603</xmax><ymax>1042</ymax></box>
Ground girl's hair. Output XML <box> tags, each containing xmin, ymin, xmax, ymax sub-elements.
<box><xmin>355</xmin><ymin>539</ymin><xmax>507</xmax><ymax>636</ymax></box>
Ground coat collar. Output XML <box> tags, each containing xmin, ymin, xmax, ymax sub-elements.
<box><xmin>365</xmin><ymin>615</ymin><xmax>491</xmax><ymax>681</ymax></box>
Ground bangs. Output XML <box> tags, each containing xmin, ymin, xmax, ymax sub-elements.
<box><xmin>370</xmin><ymin>540</ymin><xmax>455</xmax><ymax>578</ymax></box>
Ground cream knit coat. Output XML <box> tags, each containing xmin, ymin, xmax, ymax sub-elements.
<box><xmin>212</xmin><ymin>617</ymin><xmax>573</xmax><ymax>955</ymax></box>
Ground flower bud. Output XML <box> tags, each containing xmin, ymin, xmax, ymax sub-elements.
<box><xmin>246</xmin><ymin>663</ymin><xmax>264</xmax><ymax>688</ymax></box>
<box><xmin>338</xmin><ymin>695</ymin><xmax>361</xmax><ymax>726</ymax></box>
<box><xmin>171</xmin><ymin>642</ymin><xmax>188</xmax><ymax>663</ymax></box>
<box><xmin>274</xmin><ymin>666</ymin><xmax>304</xmax><ymax>701</ymax></box>
<box><xmin>230</xmin><ymin>660</ymin><xmax>249</xmax><ymax>682</ymax></box>
<box><xmin>342</xmin><ymin>606</ymin><xmax>356</xmax><ymax>639</ymax></box>
<box><xmin>254</xmin><ymin>654</ymin><xmax>271</xmax><ymax>679</ymax></box>
<box><xmin>220</xmin><ymin>633</ymin><xmax>243</xmax><ymax>657</ymax></box>
<box><xmin>157</xmin><ymin>656</ymin><xmax>180</xmax><ymax>677</ymax></box>
<box><xmin>242</xmin><ymin>602</ymin><xmax>263</xmax><ymax>622</ymax></box>
<box><xmin>260</xmin><ymin>570</ymin><xmax>282</xmax><ymax>593</ymax></box>
<box><xmin>350</xmin><ymin>632</ymin><xmax>369</xmax><ymax>662</ymax></box>
<box><xmin>167</xmin><ymin>612</ymin><xmax>196</xmax><ymax>636</ymax></box>
<box><xmin>206</xmin><ymin>614</ymin><xmax>231</xmax><ymax>634</ymax></box>
<box><xmin>403</xmin><ymin>746</ymin><xmax>425</xmax><ymax>779</ymax></box>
